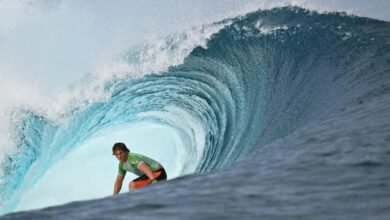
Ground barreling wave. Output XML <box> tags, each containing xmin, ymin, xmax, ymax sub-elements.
<box><xmin>1</xmin><ymin>6</ymin><xmax>389</xmax><ymax>215</ymax></box>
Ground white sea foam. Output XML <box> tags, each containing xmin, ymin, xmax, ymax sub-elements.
<box><xmin>0</xmin><ymin>1</ymin><xmax>229</xmax><ymax>175</ymax></box>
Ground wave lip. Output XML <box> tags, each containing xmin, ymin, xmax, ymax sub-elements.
<box><xmin>0</xmin><ymin>20</ymin><xmax>232</xmax><ymax>214</ymax></box>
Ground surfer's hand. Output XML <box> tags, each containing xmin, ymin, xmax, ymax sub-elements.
<box><xmin>151</xmin><ymin>179</ymin><xmax>157</xmax><ymax>184</ymax></box>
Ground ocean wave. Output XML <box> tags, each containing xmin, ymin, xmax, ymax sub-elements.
<box><xmin>1</xmin><ymin>6</ymin><xmax>389</xmax><ymax>215</ymax></box>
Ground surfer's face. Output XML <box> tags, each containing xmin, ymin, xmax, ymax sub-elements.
<box><xmin>113</xmin><ymin>150</ymin><xmax>127</xmax><ymax>162</ymax></box>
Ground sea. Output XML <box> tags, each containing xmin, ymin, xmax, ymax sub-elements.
<box><xmin>0</xmin><ymin>3</ymin><xmax>389</xmax><ymax>220</ymax></box>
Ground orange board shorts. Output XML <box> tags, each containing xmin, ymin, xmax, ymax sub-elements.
<box><xmin>132</xmin><ymin>168</ymin><xmax>167</xmax><ymax>189</ymax></box>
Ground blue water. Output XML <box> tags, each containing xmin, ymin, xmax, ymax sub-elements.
<box><xmin>1</xmin><ymin>6</ymin><xmax>390</xmax><ymax>219</ymax></box>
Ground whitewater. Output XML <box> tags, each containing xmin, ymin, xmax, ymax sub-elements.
<box><xmin>1</xmin><ymin>1</ymin><xmax>390</xmax><ymax>219</ymax></box>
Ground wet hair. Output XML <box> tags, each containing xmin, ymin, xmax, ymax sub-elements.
<box><xmin>112</xmin><ymin>142</ymin><xmax>130</xmax><ymax>153</ymax></box>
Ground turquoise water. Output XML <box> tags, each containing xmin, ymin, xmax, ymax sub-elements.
<box><xmin>1</xmin><ymin>6</ymin><xmax>390</xmax><ymax>219</ymax></box>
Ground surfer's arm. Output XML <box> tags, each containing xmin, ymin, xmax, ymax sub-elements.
<box><xmin>113</xmin><ymin>174</ymin><xmax>125</xmax><ymax>195</ymax></box>
<box><xmin>138</xmin><ymin>162</ymin><xmax>155</xmax><ymax>182</ymax></box>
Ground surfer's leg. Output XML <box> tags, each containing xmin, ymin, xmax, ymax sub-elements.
<box><xmin>129</xmin><ymin>181</ymin><xmax>137</xmax><ymax>191</ymax></box>
<box><xmin>128</xmin><ymin>170</ymin><xmax>167</xmax><ymax>191</ymax></box>
<box><xmin>128</xmin><ymin>175</ymin><xmax>149</xmax><ymax>190</ymax></box>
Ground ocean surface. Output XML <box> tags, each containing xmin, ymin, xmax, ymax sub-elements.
<box><xmin>1</xmin><ymin>6</ymin><xmax>390</xmax><ymax>219</ymax></box>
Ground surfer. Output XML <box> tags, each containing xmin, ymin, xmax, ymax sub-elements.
<box><xmin>112</xmin><ymin>142</ymin><xmax>167</xmax><ymax>195</ymax></box>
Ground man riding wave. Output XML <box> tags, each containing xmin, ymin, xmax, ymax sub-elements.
<box><xmin>112</xmin><ymin>142</ymin><xmax>167</xmax><ymax>195</ymax></box>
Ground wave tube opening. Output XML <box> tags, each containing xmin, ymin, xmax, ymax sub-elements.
<box><xmin>14</xmin><ymin>121</ymin><xmax>189</xmax><ymax>211</ymax></box>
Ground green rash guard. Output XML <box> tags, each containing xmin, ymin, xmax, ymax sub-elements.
<box><xmin>118</xmin><ymin>153</ymin><xmax>161</xmax><ymax>177</ymax></box>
